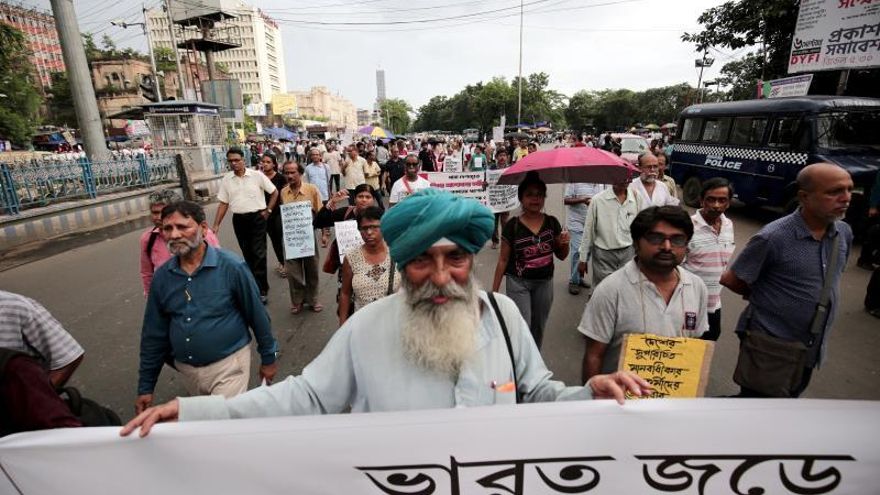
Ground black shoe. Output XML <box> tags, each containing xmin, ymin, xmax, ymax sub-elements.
<box><xmin>568</xmin><ymin>283</ymin><xmax>580</xmax><ymax>295</ymax></box>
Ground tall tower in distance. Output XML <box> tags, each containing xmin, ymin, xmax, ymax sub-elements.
<box><xmin>376</xmin><ymin>68</ymin><xmax>386</xmax><ymax>102</ymax></box>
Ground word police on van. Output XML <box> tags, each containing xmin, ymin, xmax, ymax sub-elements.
<box><xmin>705</xmin><ymin>155</ymin><xmax>743</xmax><ymax>170</ymax></box>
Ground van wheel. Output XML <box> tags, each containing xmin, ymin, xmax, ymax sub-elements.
<box><xmin>682</xmin><ymin>177</ymin><xmax>702</xmax><ymax>208</ymax></box>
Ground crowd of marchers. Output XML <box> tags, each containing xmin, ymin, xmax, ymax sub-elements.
<box><xmin>1</xmin><ymin>132</ymin><xmax>878</xmax><ymax>438</ymax></box>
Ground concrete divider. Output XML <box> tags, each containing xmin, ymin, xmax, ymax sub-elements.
<box><xmin>0</xmin><ymin>175</ymin><xmax>223</xmax><ymax>252</ymax></box>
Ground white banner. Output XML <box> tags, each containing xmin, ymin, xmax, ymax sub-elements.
<box><xmin>0</xmin><ymin>400</ymin><xmax>878</xmax><ymax>494</ymax></box>
<box><xmin>426</xmin><ymin>172</ymin><xmax>488</xmax><ymax>205</ymax></box>
<box><xmin>763</xmin><ymin>74</ymin><xmax>814</xmax><ymax>98</ymax></box>
<box><xmin>280</xmin><ymin>202</ymin><xmax>315</xmax><ymax>260</ymax></box>
<box><xmin>788</xmin><ymin>0</ymin><xmax>880</xmax><ymax>74</ymax></box>
<box><xmin>486</xmin><ymin>168</ymin><xmax>520</xmax><ymax>213</ymax></box>
<box><xmin>334</xmin><ymin>220</ymin><xmax>364</xmax><ymax>263</ymax></box>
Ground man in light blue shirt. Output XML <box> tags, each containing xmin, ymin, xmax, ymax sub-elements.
<box><xmin>122</xmin><ymin>191</ymin><xmax>650</xmax><ymax>437</ymax></box>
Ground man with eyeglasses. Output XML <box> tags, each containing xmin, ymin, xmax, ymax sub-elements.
<box><xmin>578</xmin><ymin>206</ymin><xmax>708</xmax><ymax>382</ymax></box>
<box><xmin>212</xmin><ymin>147</ymin><xmax>279</xmax><ymax>304</ymax></box>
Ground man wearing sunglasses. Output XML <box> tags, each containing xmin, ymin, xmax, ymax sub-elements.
<box><xmin>578</xmin><ymin>206</ymin><xmax>708</xmax><ymax>382</ymax></box>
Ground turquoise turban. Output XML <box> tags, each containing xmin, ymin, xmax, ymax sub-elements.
<box><xmin>381</xmin><ymin>189</ymin><xmax>495</xmax><ymax>267</ymax></box>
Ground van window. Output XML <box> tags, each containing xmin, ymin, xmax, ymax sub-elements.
<box><xmin>700</xmin><ymin>118</ymin><xmax>731</xmax><ymax>143</ymax></box>
<box><xmin>680</xmin><ymin>118</ymin><xmax>702</xmax><ymax>141</ymax></box>
<box><xmin>729</xmin><ymin>117</ymin><xmax>767</xmax><ymax>146</ymax></box>
<box><xmin>768</xmin><ymin>117</ymin><xmax>800</xmax><ymax>149</ymax></box>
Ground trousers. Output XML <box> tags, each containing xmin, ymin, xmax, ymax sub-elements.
<box><xmin>286</xmin><ymin>242</ymin><xmax>320</xmax><ymax>305</ymax></box>
<box><xmin>590</xmin><ymin>245</ymin><xmax>634</xmax><ymax>288</ymax></box>
<box><xmin>232</xmin><ymin>211</ymin><xmax>269</xmax><ymax>295</ymax></box>
<box><xmin>505</xmin><ymin>276</ymin><xmax>554</xmax><ymax>349</ymax></box>
<box><xmin>175</xmin><ymin>344</ymin><xmax>251</xmax><ymax>398</ymax></box>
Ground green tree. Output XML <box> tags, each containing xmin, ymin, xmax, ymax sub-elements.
<box><xmin>0</xmin><ymin>24</ymin><xmax>42</xmax><ymax>144</ymax></box>
<box><xmin>379</xmin><ymin>98</ymin><xmax>412</xmax><ymax>134</ymax></box>
<box><xmin>100</xmin><ymin>34</ymin><xmax>118</xmax><ymax>58</ymax></box>
<box><xmin>565</xmin><ymin>90</ymin><xmax>599</xmax><ymax>131</ymax></box>
<box><xmin>717</xmin><ymin>51</ymin><xmax>765</xmax><ymax>101</ymax></box>
<box><xmin>682</xmin><ymin>0</ymin><xmax>799</xmax><ymax>99</ymax></box>
<box><xmin>46</xmin><ymin>72</ymin><xmax>78</xmax><ymax>127</ymax></box>
<box><xmin>82</xmin><ymin>33</ymin><xmax>102</xmax><ymax>62</ymax></box>
<box><xmin>153</xmin><ymin>46</ymin><xmax>177</xmax><ymax>73</ymax></box>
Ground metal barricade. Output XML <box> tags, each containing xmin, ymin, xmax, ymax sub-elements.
<box><xmin>0</xmin><ymin>153</ymin><xmax>180</xmax><ymax>215</ymax></box>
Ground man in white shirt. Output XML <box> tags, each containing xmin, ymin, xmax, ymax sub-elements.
<box><xmin>341</xmin><ymin>145</ymin><xmax>367</xmax><ymax>203</ymax></box>
<box><xmin>323</xmin><ymin>143</ymin><xmax>343</xmax><ymax>193</ymax></box>
<box><xmin>389</xmin><ymin>154</ymin><xmax>432</xmax><ymax>206</ymax></box>
<box><xmin>122</xmin><ymin>190</ymin><xmax>651</xmax><ymax>437</ymax></box>
<box><xmin>630</xmin><ymin>153</ymin><xmax>678</xmax><ymax>210</ymax></box>
<box><xmin>577</xmin><ymin>178</ymin><xmax>639</xmax><ymax>289</ymax></box>
<box><xmin>578</xmin><ymin>206</ymin><xmax>708</xmax><ymax>381</ymax></box>
<box><xmin>681</xmin><ymin>178</ymin><xmax>736</xmax><ymax>341</ymax></box>
<box><xmin>212</xmin><ymin>147</ymin><xmax>279</xmax><ymax>303</ymax></box>
<box><xmin>564</xmin><ymin>183</ymin><xmax>608</xmax><ymax>294</ymax></box>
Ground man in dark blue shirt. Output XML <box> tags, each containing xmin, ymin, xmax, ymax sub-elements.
<box><xmin>136</xmin><ymin>201</ymin><xmax>278</xmax><ymax>414</ymax></box>
<box><xmin>721</xmin><ymin>163</ymin><xmax>854</xmax><ymax>397</ymax></box>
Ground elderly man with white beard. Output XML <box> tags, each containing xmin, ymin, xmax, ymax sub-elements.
<box><xmin>122</xmin><ymin>190</ymin><xmax>651</xmax><ymax>438</ymax></box>
<box><xmin>630</xmin><ymin>153</ymin><xmax>678</xmax><ymax>211</ymax></box>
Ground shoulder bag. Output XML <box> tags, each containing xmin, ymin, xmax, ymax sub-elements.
<box><xmin>487</xmin><ymin>292</ymin><xmax>522</xmax><ymax>404</ymax></box>
<box><xmin>733</xmin><ymin>235</ymin><xmax>841</xmax><ymax>397</ymax></box>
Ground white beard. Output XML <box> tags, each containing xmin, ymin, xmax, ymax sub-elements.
<box><xmin>400</xmin><ymin>274</ymin><xmax>480</xmax><ymax>377</ymax></box>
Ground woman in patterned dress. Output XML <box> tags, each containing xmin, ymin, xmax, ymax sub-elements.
<box><xmin>338</xmin><ymin>207</ymin><xmax>399</xmax><ymax>325</ymax></box>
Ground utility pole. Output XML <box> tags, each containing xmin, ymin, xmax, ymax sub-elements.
<box><xmin>143</xmin><ymin>4</ymin><xmax>161</xmax><ymax>101</ymax></box>
<box><xmin>50</xmin><ymin>0</ymin><xmax>107</xmax><ymax>160</ymax></box>
<box><xmin>516</xmin><ymin>0</ymin><xmax>523</xmax><ymax>129</ymax></box>
<box><xmin>163</xmin><ymin>0</ymin><xmax>187</xmax><ymax>98</ymax></box>
<box><xmin>694</xmin><ymin>50</ymin><xmax>714</xmax><ymax>104</ymax></box>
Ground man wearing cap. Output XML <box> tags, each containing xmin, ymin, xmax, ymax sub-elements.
<box><xmin>123</xmin><ymin>190</ymin><xmax>651</xmax><ymax>436</ymax></box>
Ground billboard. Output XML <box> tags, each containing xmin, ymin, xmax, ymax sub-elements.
<box><xmin>788</xmin><ymin>0</ymin><xmax>880</xmax><ymax>74</ymax></box>
<box><xmin>271</xmin><ymin>93</ymin><xmax>298</xmax><ymax>116</ymax></box>
<box><xmin>760</xmin><ymin>74</ymin><xmax>814</xmax><ymax>98</ymax></box>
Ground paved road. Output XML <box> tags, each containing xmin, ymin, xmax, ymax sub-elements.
<box><xmin>1</xmin><ymin>186</ymin><xmax>878</xmax><ymax>421</ymax></box>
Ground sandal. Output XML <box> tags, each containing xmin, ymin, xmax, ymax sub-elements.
<box><xmin>310</xmin><ymin>302</ymin><xmax>324</xmax><ymax>313</ymax></box>
<box><xmin>290</xmin><ymin>303</ymin><xmax>303</xmax><ymax>314</ymax></box>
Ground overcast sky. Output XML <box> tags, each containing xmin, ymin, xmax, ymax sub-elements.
<box><xmin>26</xmin><ymin>0</ymin><xmax>744</xmax><ymax>110</ymax></box>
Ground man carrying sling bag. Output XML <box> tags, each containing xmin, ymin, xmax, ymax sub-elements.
<box><xmin>721</xmin><ymin>163</ymin><xmax>854</xmax><ymax>398</ymax></box>
<box><xmin>733</xmin><ymin>237</ymin><xmax>840</xmax><ymax>397</ymax></box>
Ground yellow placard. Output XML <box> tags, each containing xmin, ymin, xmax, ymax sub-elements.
<box><xmin>618</xmin><ymin>334</ymin><xmax>714</xmax><ymax>398</ymax></box>
<box><xmin>271</xmin><ymin>93</ymin><xmax>298</xmax><ymax>116</ymax></box>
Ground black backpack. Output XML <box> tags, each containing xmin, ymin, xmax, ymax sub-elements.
<box><xmin>0</xmin><ymin>348</ymin><xmax>121</xmax><ymax>428</ymax></box>
<box><xmin>59</xmin><ymin>386</ymin><xmax>122</xmax><ymax>427</ymax></box>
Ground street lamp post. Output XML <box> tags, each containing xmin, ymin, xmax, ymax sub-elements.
<box><xmin>694</xmin><ymin>51</ymin><xmax>714</xmax><ymax>104</ymax></box>
<box><xmin>111</xmin><ymin>4</ymin><xmax>161</xmax><ymax>101</ymax></box>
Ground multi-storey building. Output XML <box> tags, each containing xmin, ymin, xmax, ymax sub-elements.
<box><xmin>291</xmin><ymin>86</ymin><xmax>357</xmax><ymax>130</ymax></box>
<box><xmin>376</xmin><ymin>69</ymin><xmax>386</xmax><ymax>102</ymax></box>
<box><xmin>0</xmin><ymin>2</ymin><xmax>65</xmax><ymax>90</ymax></box>
<box><xmin>146</xmin><ymin>0</ymin><xmax>286</xmax><ymax>105</ymax></box>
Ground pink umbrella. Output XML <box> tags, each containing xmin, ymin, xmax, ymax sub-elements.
<box><xmin>497</xmin><ymin>147</ymin><xmax>639</xmax><ymax>185</ymax></box>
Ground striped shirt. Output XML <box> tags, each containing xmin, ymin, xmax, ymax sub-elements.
<box><xmin>0</xmin><ymin>290</ymin><xmax>84</xmax><ymax>370</ymax></box>
<box><xmin>681</xmin><ymin>212</ymin><xmax>735</xmax><ymax>311</ymax></box>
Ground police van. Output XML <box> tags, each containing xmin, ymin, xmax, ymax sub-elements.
<box><xmin>669</xmin><ymin>96</ymin><xmax>879</xmax><ymax>219</ymax></box>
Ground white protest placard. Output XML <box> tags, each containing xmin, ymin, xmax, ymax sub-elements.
<box><xmin>788</xmin><ymin>0</ymin><xmax>880</xmax><ymax>74</ymax></box>
<box><xmin>1</xmin><ymin>400</ymin><xmax>878</xmax><ymax>494</ymax></box>
<box><xmin>426</xmin><ymin>172</ymin><xmax>487</xmax><ymax>205</ymax></box>
<box><xmin>444</xmin><ymin>150</ymin><xmax>463</xmax><ymax>172</ymax></box>
<box><xmin>492</xmin><ymin>125</ymin><xmax>504</xmax><ymax>143</ymax></box>
<box><xmin>334</xmin><ymin>220</ymin><xmax>364</xmax><ymax>263</ymax></box>
<box><xmin>280</xmin><ymin>202</ymin><xmax>315</xmax><ymax>259</ymax></box>
<box><xmin>486</xmin><ymin>168</ymin><xmax>519</xmax><ymax>213</ymax></box>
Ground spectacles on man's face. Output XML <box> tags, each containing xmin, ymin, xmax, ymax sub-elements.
<box><xmin>643</xmin><ymin>232</ymin><xmax>688</xmax><ymax>247</ymax></box>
